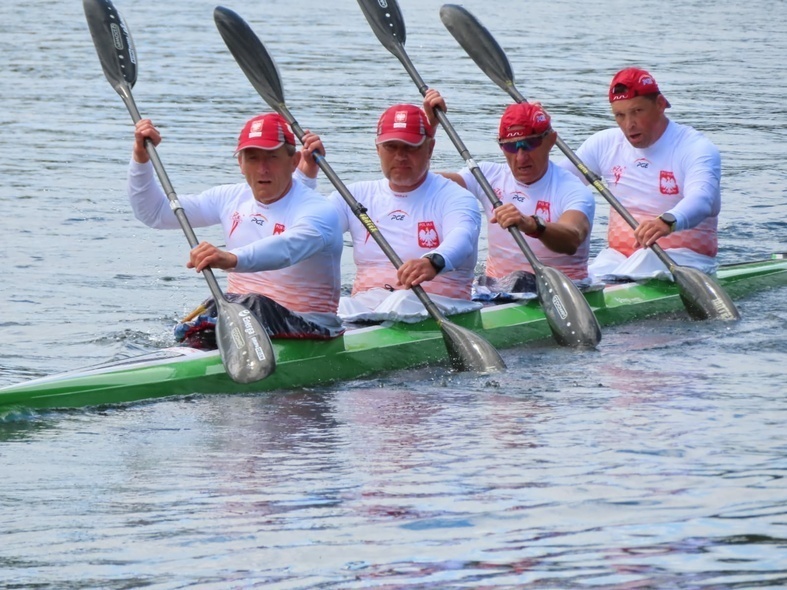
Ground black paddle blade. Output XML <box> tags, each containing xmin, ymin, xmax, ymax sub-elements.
<box><xmin>356</xmin><ymin>0</ymin><xmax>407</xmax><ymax>54</ymax></box>
<box><xmin>83</xmin><ymin>0</ymin><xmax>137</xmax><ymax>92</ymax></box>
<box><xmin>215</xmin><ymin>299</ymin><xmax>276</xmax><ymax>383</ymax></box>
<box><xmin>536</xmin><ymin>266</ymin><xmax>602</xmax><ymax>347</ymax></box>
<box><xmin>440</xmin><ymin>320</ymin><xmax>506</xmax><ymax>373</ymax></box>
<box><xmin>439</xmin><ymin>4</ymin><xmax>514</xmax><ymax>93</ymax></box>
<box><xmin>213</xmin><ymin>7</ymin><xmax>285</xmax><ymax>108</ymax></box>
<box><xmin>672</xmin><ymin>266</ymin><xmax>741</xmax><ymax>321</ymax></box>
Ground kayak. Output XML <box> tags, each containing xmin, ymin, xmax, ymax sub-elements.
<box><xmin>1</xmin><ymin>255</ymin><xmax>786</xmax><ymax>412</ymax></box>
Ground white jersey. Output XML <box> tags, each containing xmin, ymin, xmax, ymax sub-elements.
<box><xmin>459</xmin><ymin>161</ymin><xmax>595</xmax><ymax>280</ymax></box>
<box><xmin>328</xmin><ymin>172</ymin><xmax>481</xmax><ymax>299</ymax></box>
<box><xmin>128</xmin><ymin>160</ymin><xmax>342</xmax><ymax>314</ymax></box>
<box><xmin>561</xmin><ymin>119</ymin><xmax>721</xmax><ymax>257</ymax></box>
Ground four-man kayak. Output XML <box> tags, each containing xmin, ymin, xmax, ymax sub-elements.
<box><xmin>1</xmin><ymin>255</ymin><xmax>786</xmax><ymax>412</ymax></box>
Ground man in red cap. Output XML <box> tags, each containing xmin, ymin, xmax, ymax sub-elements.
<box><xmin>422</xmin><ymin>89</ymin><xmax>595</xmax><ymax>295</ymax></box>
<box><xmin>561</xmin><ymin>67</ymin><xmax>722</xmax><ymax>281</ymax></box>
<box><xmin>127</xmin><ymin>114</ymin><xmax>344</xmax><ymax>344</ymax></box>
<box><xmin>326</xmin><ymin>102</ymin><xmax>482</xmax><ymax>320</ymax></box>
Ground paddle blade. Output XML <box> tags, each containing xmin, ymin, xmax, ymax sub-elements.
<box><xmin>672</xmin><ymin>266</ymin><xmax>741</xmax><ymax>321</ymax></box>
<box><xmin>213</xmin><ymin>6</ymin><xmax>285</xmax><ymax>108</ymax></box>
<box><xmin>535</xmin><ymin>266</ymin><xmax>602</xmax><ymax>347</ymax></box>
<box><xmin>356</xmin><ymin>0</ymin><xmax>407</xmax><ymax>54</ymax></box>
<box><xmin>439</xmin><ymin>4</ymin><xmax>515</xmax><ymax>93</ymax></box>
<box><xmin>83</xmin><ymin>0</ymin><xmax>137</xmax><ymax>92</ymax></box>
<box><xmin>215</xmin><ymin>300</ymin><xmax>276</xmax><ymax>383</ymax></box>
<box><xmin>440</xmin><ymin>320</ymin><xmax>506</xmax><ymax>373</ymax></box>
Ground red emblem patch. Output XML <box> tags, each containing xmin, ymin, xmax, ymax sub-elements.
<box><xmin>273</xmin><ymin>223</ymin><xmax>285</xmax><ymax>235</ymax></box>
<box><xmin>417</xmin><ymin>221</ymin><xmax>440</xmax><ymax>248</ymax></box>
<box><xmin>659</xmin><ymin>171</ymin><xmax>679</xmax><ymax>195</ymax></box>
<box><xmin>534</xmin><ymin>200</ymin><xmax>551</xmax><ymax>221</ymax></box>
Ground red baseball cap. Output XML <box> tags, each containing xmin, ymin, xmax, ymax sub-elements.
<box><xmin>498</xmin><ymin>103</ymin><xmax>552</xmax><ymax>142</ymax></box>
<box><xmin>235</xmin><ymin>113</ymin><xmax>296</xmax><ymax>153</ymax></box>
<box><xmin>609</xmin><ymin>67</ymin><xmax>671</xmax><ymax>107</ymax></box>
<box><xmin>375</xmin><ymin>104</ymin><xmax>435</xmax><ymax>146</ymax></box>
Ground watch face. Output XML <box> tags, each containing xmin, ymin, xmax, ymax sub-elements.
<box><xmin>660</xmin><ymin>213</ymin><xmax>676</xmax><ymax>225</ymax></box>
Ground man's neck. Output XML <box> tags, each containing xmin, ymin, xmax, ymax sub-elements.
<box><xmin>389</xmin><ymin>172</ymin><xmax>429</xmax><ymax>194</ymax></box>
<box><xmin>650</xmin><ymin>117</ymin><xmax>671</xmax><ymax>146</ymax></box>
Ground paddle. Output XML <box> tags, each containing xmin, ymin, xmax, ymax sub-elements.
<box><xmin>439</xmin><ymin>4</ymin><xmax>740</xmax><ymax>322</ymax></box>
<box><xmin>355</xmin><ymin>0</ymin><xmax>602</xmax><ymax>348</ymax></box>
<box><xmin>82</xmin><ymin>0</ymin><xmax>276</xmax><ymax>383</ymax></box>
<box><xmin>212</xmin><ymin>7</ymin><xmax>506</xmax><ymax>373</ymax></box>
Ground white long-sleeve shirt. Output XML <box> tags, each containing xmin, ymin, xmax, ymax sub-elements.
<box><xmin>128</xmin><ymin>160</ymin><xmax>342</xmax><ymax>313</ymax></box>
<box><xmin>560</xmin><ymin>120</ymin><xmax>721</xmax><ymax>257</ymax></box>
<box><xmin>459</xmin><ymin>161</ymin><xmax>595</xmax><ymax>280</ymax></box>
<box><xmin>328</xmin><ymin>172</ymin><xmax>481</xmax><ymax>299</ymax></box>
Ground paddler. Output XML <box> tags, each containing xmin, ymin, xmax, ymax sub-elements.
<box><xmin>423</xmin><ymin>89</ymin><xmax>596</xmax><ymax>297</ymax></box>
<box><xmin>127</xmin><ymin>113</ymin><xmax>344</xmax><ymax>347</ymax></box>
<box><xmin>325</xmin><ymin>103</ymin><xmax>483</xmax><ymax>320</ymax></box>
<box><xmin>559</xmin><ymin>67</ymin><xmax>723</xmax><ymax>281</ymax></box>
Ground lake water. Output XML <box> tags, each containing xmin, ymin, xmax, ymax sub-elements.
<box><xmin>1</xmin><ymin>0</ymin><xmax>786</xmax><ymax>587</ymax></box>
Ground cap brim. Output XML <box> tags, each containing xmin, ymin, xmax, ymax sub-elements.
<box><xmin>234</xmin><ymin>140</ymin><xmax>287</xmax><ymax>155</ymax></box>
<box><xmin>499</xmin><ymin>131</ymin><xmax>536</xmax><ymax>142</ymax></box>
<box><xmin>375</xmin><ymin>133</ymin><xmax>427</xmax><ymax>147</ymax></box>
<box><xmin>499</xmin><ymin>128</ymin><xmax>552</xmax><ymax>142</ymax></box>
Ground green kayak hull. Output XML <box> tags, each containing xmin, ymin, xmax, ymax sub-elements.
<box><xmin>2</xmin><ymin>256</ymin><xmax>786</xmax><ymax>412</ymax></box>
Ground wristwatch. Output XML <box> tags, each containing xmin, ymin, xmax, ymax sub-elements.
<box><xmin>658</xmin><ymin>212</ymin><xmax>677</xmax><ymax>233</ymax></box>
<box><xmin>526</xmin><ymin>215</ymin><xmax>547</xmax><ymax>238</ymax></box>
<box><xmin>423</xmin><ymin>252</ymin><xmax>446</xmax><ymax>273</ymax></box>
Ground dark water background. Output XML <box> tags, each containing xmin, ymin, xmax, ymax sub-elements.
<box><xmin>1</xmin><ymin>0</ymin><xmax>786</xmax><ymax>587</ymax></box>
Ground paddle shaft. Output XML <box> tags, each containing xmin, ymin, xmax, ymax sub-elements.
<box><xmin>395</xmin><ymin>57</ymin><xmax>545</xmax><ymax>272</ymax></box>
<box><xmin>120</xmin><ymin>92</ymin><xmax>227</xmax><ymax>302</ymax></box>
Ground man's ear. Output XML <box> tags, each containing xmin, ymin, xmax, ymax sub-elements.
<box><xmin>426</xmin><ymin>138</ymin><xmax>436</xmax><ymax>158</ymax></box>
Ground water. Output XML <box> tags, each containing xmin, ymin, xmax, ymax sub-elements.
<box><xmin>1</xmin><ymin>0</ymin><xmax>786</xmax><ymax>587</ymax></box>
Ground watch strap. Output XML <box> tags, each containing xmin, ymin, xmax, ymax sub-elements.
<box><xmin>525</xmin><ymin>215</ymin><xmax>546</xmax><ymax>238</ymax></box>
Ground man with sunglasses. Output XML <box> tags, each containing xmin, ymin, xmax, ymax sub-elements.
<box><xmin>423</xmin><ymin>90</ymin><xmax>595</xmax><ymax>293</ymax></box>
<box><xmin>560</xmin><ymin>67</ymin><xmax>721</xmax><ymax>281</ymax></box>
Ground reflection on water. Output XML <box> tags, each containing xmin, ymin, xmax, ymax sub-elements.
<box><xmin>1</xmin><ymin>0</ymin><xmax>786</xmax><ymax>586</ymax></box>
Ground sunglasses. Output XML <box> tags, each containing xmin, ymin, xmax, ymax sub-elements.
<box><xmin>498</xmin><ymin>130</ymin><xmax>550</xmax><ymax>154</ymax></box>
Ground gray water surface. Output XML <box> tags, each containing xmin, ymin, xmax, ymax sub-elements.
<box><xmin>1</xmin><ymin>0</ymin><xmax>786</xmax><ymax>587</ymax></box>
